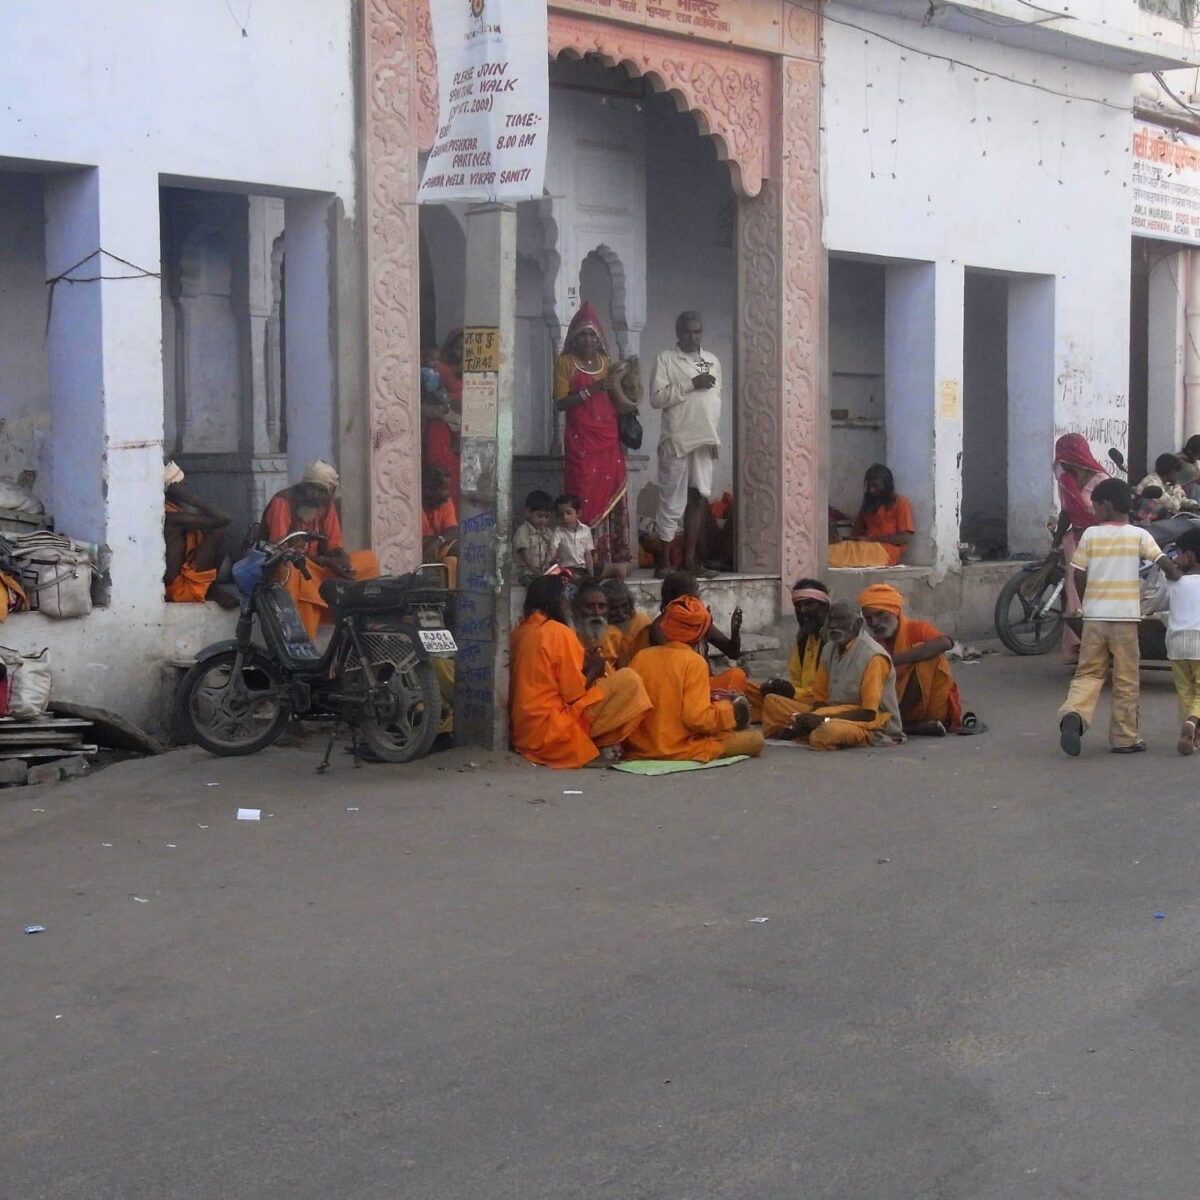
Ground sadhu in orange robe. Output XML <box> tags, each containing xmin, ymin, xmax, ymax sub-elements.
<box><xmin>262</xmin><ymin>492</ymin><xmax>379</xmax><ymax>640</ymax></box>
<box><xmin>509</xmin><ymin>612</ymin><xmax>652</xmax><ymax>768</ymax></box>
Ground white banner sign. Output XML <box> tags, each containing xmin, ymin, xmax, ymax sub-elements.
<box><xmin>1132</xmin><ymin>119</ymin><xmax>1200</xmax><ymax>246</ymax></box>
<box><xmin>418</xmin><ymin>0</ymin><xmax>549</xmax><ymax>205</ymax></box>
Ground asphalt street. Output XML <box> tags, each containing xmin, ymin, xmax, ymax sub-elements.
<box><xmin>4</xmin><ymin>650</ymin><xmax>1200</xmax><ymax>1199</ymax></box>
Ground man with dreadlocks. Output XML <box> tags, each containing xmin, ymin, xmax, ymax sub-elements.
<box><xmin>509</xmin><ymin>574</ymin><xmax>652</xmax><ymax>768</ymax></box>
<box><xmin>828</xmin><ymin>463</ymin><xmax>915</xmax><ymax>569</ymax></box>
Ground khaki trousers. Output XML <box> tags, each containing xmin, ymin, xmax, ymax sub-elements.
<box><xmin>1171</xmin><ymin>660</ymin><xmax>1200</xmax><ymax>724</ymax></box>
<box><xmin>1058</xmin><ymin>620</ymin><xmax>1141</xmax><ymax>748</ymax></box>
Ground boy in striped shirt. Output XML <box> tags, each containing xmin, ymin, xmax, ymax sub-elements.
<box><xmin>1059</xmin><ymin>477</ymin><xmax>1180</xmax><ymax>756</ymax></box>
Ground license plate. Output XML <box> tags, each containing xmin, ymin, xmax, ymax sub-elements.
<box><xmin>419</xmin><ymin>629</ymin><xmax>457</xmax><ymax>653</ymax></box>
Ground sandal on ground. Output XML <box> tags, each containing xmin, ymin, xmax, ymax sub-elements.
<box><xmin>1111</xmin><ymin>742</ymin><xmax>1147</xmax><ymax>755</ymax></box>
<box><xmin>956</xmin><ymin>712</ymin><xmax>989</xmax><ymax>736</ymax></box>
<box><xmin>906</xmin><ymin>720</ymin><xmax>947</xmax><ymax>737</ymax></box>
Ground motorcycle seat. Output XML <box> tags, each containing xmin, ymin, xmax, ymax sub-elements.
<box><xmin>320</xmin><ymin>573</ymin><xmax>426</xmax><ymax>613</ymax></box>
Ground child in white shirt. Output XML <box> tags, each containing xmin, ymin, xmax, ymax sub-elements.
<box><xmin>553</xmin><ymin>493</ymin><xmax>595</xmax><ymax>574</ymax></box>
<box><xmin>1162</xmin><ymin>528</ymin><xmax>1200</xmax><ymax>755</ymax></box>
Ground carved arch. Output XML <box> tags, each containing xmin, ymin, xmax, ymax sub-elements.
<box><xmin>579</xmin><ymin>243</ymin><xmax>628</xmax><ymax>340</ymax></box>
<box><xmin>413</xmin><ymin>8</ymin><xmax>773</xmax><ymax>197</ymax></box>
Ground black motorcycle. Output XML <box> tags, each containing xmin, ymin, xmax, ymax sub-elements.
<box><xmin>175</xmin><ymin>531</ymin><xmax>455</xmax><ymax>763</ymax></box>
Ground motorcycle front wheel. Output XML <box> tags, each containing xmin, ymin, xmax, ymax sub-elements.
<box><xmin>994</xmin><ymin>565</ymin><xmax>1064</xmax><ymax>655</ymax></box>
<box><xmin>175</xmin><ymin>649</ymin><xmax>290</xmax><ymax>756</ymax></box>
<box><xmin>358</xmin><ymin>658</ymin><xmax>443</xmax><ymax>763</ymax></box>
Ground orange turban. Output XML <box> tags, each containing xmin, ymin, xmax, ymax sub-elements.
<box><xmin>659</xmin><ymin>595</ymin><xmax>712</xmax><ymax>645</ymax></box>
<box><xmin>857</xmin><ymin>583</ymin><xmax>904</xmax><ymax>615</ymax></box>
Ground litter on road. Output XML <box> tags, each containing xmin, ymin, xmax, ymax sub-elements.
<box><xmin>132</xmin><ymin>896</ymin><xmax>149</xmax><ymax>904</ymax></box>
<box><xmin>237</xmin><ymin>808</ymin><xmax>261</xmax><ymax>821</ymax></box>
<box><xmin>748</xmin><ymin>916</ymin><xmax>770</xmax><ymax>924</ymax></box>
<box><xmin>563</xmin><ymin>789</ymin><xmax>583</xmax><ymax>795</ymax></box>
<box><xmin>1154</xmin><ymin>911</ymin><xmax>1166</xmax><ymax>919</ymax></box>
<box><xmin>23</xmin><ymin>924</ymin><xmax>45</xmax><ymax>934</ymax></box>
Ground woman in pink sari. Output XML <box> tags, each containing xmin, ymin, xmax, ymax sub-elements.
<box><xmin>1053</xmin><ymin>433</ymin><xmax>1106</xmax><ymax>663</ymax></box>
<box><xmin>553</xmin><ymin>304</ymin><xmax>632</xmax><ymax>576</ymax></box>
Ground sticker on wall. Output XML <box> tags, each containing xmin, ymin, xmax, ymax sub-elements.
<box><xmin>938</xmin><ymin>379</ymin><xmax>962</xmax><ymax>421</ymax></box>
<box><xmin>462</xmin><ymin>372</ymin><xmax>499</xmax><ymax>439</ymax></box>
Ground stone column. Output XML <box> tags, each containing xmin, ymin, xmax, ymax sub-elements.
<box><xmin>44</xmin><ymin>166</ymin><xmax>164</xmax><ymax>612</ymax></box>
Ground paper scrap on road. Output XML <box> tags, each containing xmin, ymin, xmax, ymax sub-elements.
<box><xmin>747</xmin><ymin>916</ymin><xmax>770</xmax><ymax>924</ymax></box>
<box><xmin>206</xmin><ymin>782</ymin><xmax>221</xmax><ymax>787</ymax></box>
<box><xmin>198</xmin><ymin>824</ymin><xmax>208</xmax><ymax>829</ymax></box>
<box><xmin>24</xmin><ymin>924</ymin><xmax>45</xmax><ymax>934</ymax></box>
<box><xmin>237</xmin><ymin>808</ymin><xmax>261</xmax><ymax>821</ymax></box>
<box><xmin>132</xmin><ymin>896</ymin><xmax>149</xmax><ymax>904</ymax></box>
<box><xmin>346</xmin><ymin>806</ymin><xmax>359</xmax><ymax>812</ymax></box>
<box><xmin>563</xmin><ymin>790</ymin><xmax>583</xmax><ymax>795</ymax></box>
<box><xmin>101</xmin><ymin>842</ymin><xmax>113</xmax><ymax>847</ymax></box>
<box><xmin>166</xmin><ymin>843</ymin><xmax>177</xmax><ymax>848</ymax></box>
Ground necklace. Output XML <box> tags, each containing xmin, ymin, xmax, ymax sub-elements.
<box><xmin>572</xmin><ymin>352</ymin><xmax>604</xmax><ymax>375</ymax></box>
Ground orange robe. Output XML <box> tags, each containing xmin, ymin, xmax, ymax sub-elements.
<box><xmin>624</xmin><ymin>644</ymin><xmax>764</xmax><ymax>763</ymax></box>
<box><xmin>762</xmin><ymin>653</ymin><xmax>894</xmax><ymax>746</ymax></box>
<box><xmin>726</xmin><ymin>634</ymin><xmax>822</xmax><ymax>723</ymax></box>
<box><xmin>509</xmin><ymin>612</ymin><xmax>652</xmax><ymax>768</ymax></box>
<box><xmin>164</xmin><ymin>501</ymin><xmax>216</xmax><ymax>603</ymax></box>
<box><xmin>828</xmin><ymin>495</ymin><xmax>915</xmax><ymax>568</ymax></box>
<box><xmin>619</xmin><ymin>613</ymin><xmax>655</xmax><ymax>667</ymax></box>
<box><xmin>262</xmin><ymin>493</ymin><xmax>380</xmax><ymax>640</ymax></box>
<box><xmin>879</xmin><ymin>617</ymin><xmax>963</xmax><ymax>730</ymax></box>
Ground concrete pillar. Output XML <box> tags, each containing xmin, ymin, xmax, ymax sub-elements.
<box><xmin>1184</xmin><ymin>250</ymin><xmax>1200</xmax><ymax>440</ymax></box>
<box><xmin>283</xmin><ymin>194</ymin><xmax>335</xmax><ymax>480</ymax></box>
<box><xmin>884</xmin><ymin>261</ymin><xmax>962</xmax><ymax>574</ymax></box>
<box><xmin>44</xmin><ymin>166</ymin><xmax>164</xmax><ymax>611</ymax></box>
<box><xmin>1146</xmin><ymin>249</ymin><xmax>1185</xmax><ymax>466</ymax></box>
<box><xmin>1007</xmin><ymin>276</ymin><xmax>1057</xmax><ymax>556</ymax></box>
<box><xmin>454</xmin><ymin>204</ymin><xmax>516</xmax><ymax>751</ymax></box>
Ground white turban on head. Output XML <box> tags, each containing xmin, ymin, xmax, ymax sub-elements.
<box><xmin>301</xmin><ymin>460</ymin><xmax>340</xmax><ymax>492</ymax></box>
<box><xmin>164</xmin><ymin>460</ymin><xmax>185</xmax><ymax>489</ymax></box>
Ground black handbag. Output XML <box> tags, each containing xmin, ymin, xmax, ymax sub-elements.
<box><xmin>617</xmin><ymin>409</ymin><xmax>643</xmax><ymax>451</ymax></box>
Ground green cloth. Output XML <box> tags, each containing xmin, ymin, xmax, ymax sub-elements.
<box><xmin>611</xmin><ymin>755</ymin><xmax>750</xmax><ymax>776</ymax></box>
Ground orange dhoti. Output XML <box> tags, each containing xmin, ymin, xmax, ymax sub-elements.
<box><xmin>585</xmin><ymin>669</ymin><xmax>654</xmax><ymax>748</ymax></box>
<box><xmin>896</xmin><ymin>656</ymin><xmax>962</xmax><ymax>731</ymax></box>
<box><xmin>166</xmin><ymin>562</ymin><xmax>217</xmax><ymax>603</ymax></box>
<box><xmin>281</xmin><ymin>550</ymin><xmax>380</xmax><ymax>640</ymax></box>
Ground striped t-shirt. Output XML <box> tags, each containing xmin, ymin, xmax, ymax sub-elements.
<box><xmin>1072</xmin><ymin>522</ymin><xmax>1162</xmax><ymax>621</ymax></box>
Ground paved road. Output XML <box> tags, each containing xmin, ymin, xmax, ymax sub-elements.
<box><xmin>3</xmin><ymin>651</ymin><xmax>1200</xmax><ymax>1199</ymax></box>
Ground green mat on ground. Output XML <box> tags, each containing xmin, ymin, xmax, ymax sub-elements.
<box><xmin>611</xmin><ymin>755</ymin><xmax>751</xmax><ymax>776</ymax></box>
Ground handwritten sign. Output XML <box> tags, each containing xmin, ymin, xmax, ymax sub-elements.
<box><xmin>419</xmin><ymin>0</ymin><xmax>549</xmax><ymax>204</ymax></box>
<box><xmin>462</xmin><ymin>327</ymin><xmax>501</xmax><ymax>373</ymax></box>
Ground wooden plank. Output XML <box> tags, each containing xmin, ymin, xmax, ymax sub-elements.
<box><xmin>0</xmin><ymin>746</ymin><xmax>98</xmax><ymax>761</ymax></box>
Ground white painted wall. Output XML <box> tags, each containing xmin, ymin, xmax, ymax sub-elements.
<box><xmin>823</xmin><ymin>5</ymin><xmax>1135</xmax><ymax>567</ymax></box>
<box><xmin>0</xmin><ymin>0</ymin><xmax>356</xmax><ymax>728</ymax></box>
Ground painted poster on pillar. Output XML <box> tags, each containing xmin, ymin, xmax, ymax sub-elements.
<box><xmin>1132</xmin><ymin>120</ymin><xmax>1200</xmax><ymax>245</ymax></box>
<box><xmin>418</xmin><ymin>0</ymin><xmax>549</xmax><ymax>204</ymax></box>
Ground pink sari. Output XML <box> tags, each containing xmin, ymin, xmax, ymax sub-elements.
<box><xmin>555</xmin><ymin>305</ymin><xmax>631</xmax><ymax>566</ymax></box>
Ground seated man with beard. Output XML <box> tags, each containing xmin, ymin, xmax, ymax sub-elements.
<box><xmin>600</xmin><ymin>578</ymin><xmax>653</xmax><ymax>669</ymax></box>
<box><xmin>509</xmin><ymin>574</ymin><xmax>652</xmax><ymax>769</ymax></box>
<box><xmin>858</xmin><ymin>584</ymin><xmax>962</xmax><ymax>735</ymax></box>
<box><xmin>624</xmin><ymin>595</ymin><xmax>764</xmax><ymax>763</ymax></box>
<box><xmin>763</xmin><ymin>601</ymin><xmax>904</xmax><ymax>750</ymax></box>
<box><xmin>743</xmin><ymin>578</ymin><xmax>830</xmax><ymax>722</ymax></box>
<box><xmin>572</xmin><ymin>577</ymin><xmax>618</xmax><ymax>671</ymax></box>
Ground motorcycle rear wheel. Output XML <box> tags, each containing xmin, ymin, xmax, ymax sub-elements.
<box><xmin>994</xmin><ymin>565</ymin><xmax>1064</xmax><ymax>656</ymax></box>
<box><xmin>176</xmin><ymin>649</ymin><xmax>290</xmax><ymax>756</ymax></box>
<box><xmin>358</xmin><ymin>658</ymin><xmax>442</xmax><ymax>763</ymax></box>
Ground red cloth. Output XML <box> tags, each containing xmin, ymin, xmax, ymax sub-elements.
<box><xmin>1053</xmin><ymin>435</ymin><xmax>1105</xmax><ymax>533</ymax></box>
<box><xmin>558</xmin><ymin>303</ymin><xmax>627</xmax><ymax>529</ymax></box>
<box><xmin>262</xmin><ymin>492</ymin><xmax>345</xmax><ymax>552</ymax></box>
<box><xmin>423</xmin><ymin>417</ymin><xmax>460</xmax><ymax>499</ymax></box>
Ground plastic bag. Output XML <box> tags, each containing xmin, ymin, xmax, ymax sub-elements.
<box><xmin>0</xmin><ymin>646</ymin><xmax>51</xmax><ymax>719</ymax></box>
